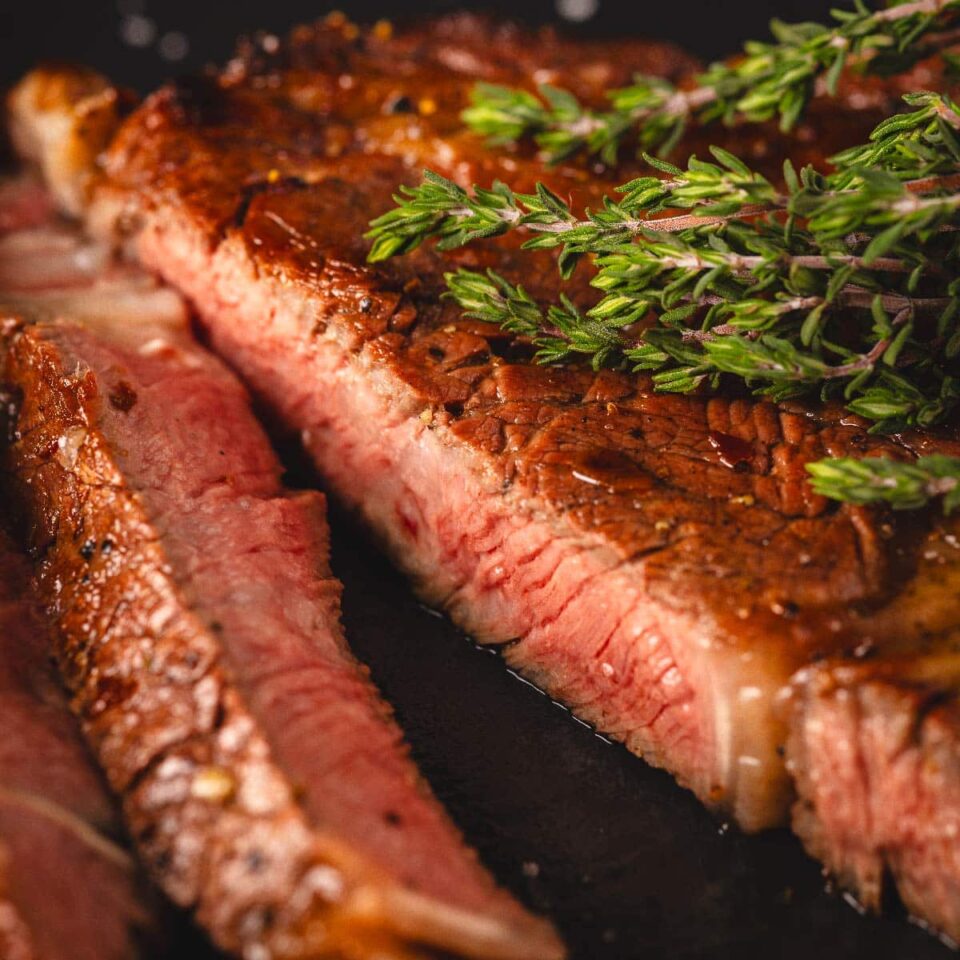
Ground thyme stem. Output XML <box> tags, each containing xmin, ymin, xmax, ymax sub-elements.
<box><xmin>461</xmin><ymin>0</ymin><xmax>960</xmax><ymax>162</ymax></box>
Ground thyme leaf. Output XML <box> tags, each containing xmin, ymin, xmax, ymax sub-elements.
<box><xmin>461</xmin><ymin>0</ymin><xmax>960</xmax><ymax>162</ymax></box>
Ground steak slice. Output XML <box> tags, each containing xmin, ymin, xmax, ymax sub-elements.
<box><xmin>788</xmin><ymin>656</ymin><xmax>960</xmax><ymax>942</ymax></box>
<box><xmin>11</xmin><ymin>13</ymin><xmax>960</xmax><ymax>943</ymax></box>
<box><xmin>0</xmin><ymin>527</ymin><xmax>151</xmax><ymax>960</ymax></box>
<box><xmin>0</xmin><ymin>178</ymin><xmax>561</xmax><ymax>960</ymax></box>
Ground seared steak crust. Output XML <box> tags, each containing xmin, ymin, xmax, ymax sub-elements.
<box><xmin>0</xmin><ymin>187</ymin><xmax>560</xmax><ymax>960</ymax></box>
<box><xmin>11</xmin><ymin>12</ymin><xmax>960</xmax><ymax>945</ymax></box>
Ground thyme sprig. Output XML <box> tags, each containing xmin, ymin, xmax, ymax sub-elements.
<box><xmin>366</xmin><ymin>93</ymin><xmax>960</xmax><ymax>432</ymax></box>
<box><xmin>807</xmin><ymin>454</ymin><xmax>960</xmax><ymax>511</ymax></box>
<box><xmin>462</xmin><ymin>0</ymin><xmax>960</xmax><ymax>162</ymax></box>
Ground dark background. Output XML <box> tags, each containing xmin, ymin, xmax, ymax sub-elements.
<box><xmin>5</xmin><ymin>0</ymin><xmax>843</xmax><ymax>92</ymax></box>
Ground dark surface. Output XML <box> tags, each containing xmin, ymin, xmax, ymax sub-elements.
<box><xmin>324</xmin><ymin>502</ymin><xmax>955</xmax><ymax>960</ymax></box>
<box><xmin>7</xmin><ymin>0</ymin><xmax>843</xmax><ymax>91</ymax></box>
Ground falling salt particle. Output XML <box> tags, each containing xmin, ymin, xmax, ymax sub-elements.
<box><xmin>522</xmin><ymin>861</ymin><xmax>541</xmax><ymax>878</ymax></box>
<box><xmin>120</xmin><ymin>14</ymin><xmax>157</xmax><ymax>48</ymax></box>
<box><xmin>555</xmin><ymin>0</ymin><xmax>600</xmax><ymax>22</ymax></box>
<box><xmin>158</xmin><ymin>31</ymin><xmax>190</xmax><ymax>62</ymax></box>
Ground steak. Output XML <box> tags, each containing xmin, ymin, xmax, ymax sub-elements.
<box><xmin>0</xmin><ymin>526</ymin><xmax>151</xmax><ymax>960</ymax></box>
<box><xmin>10</xmin><ymin>12</ymin><xmax>960</xmax><ymax>944</ymax></box>
<box><xmin>0</xmin><ymin>176</ymin><xmax>560</xmax><ymax>960</ymax></box>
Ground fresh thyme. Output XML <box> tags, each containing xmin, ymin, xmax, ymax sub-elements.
<box><xmin>807</xmin><ymin>454</ymin><xmax>960</xmax><ymax>511</ymax></box>
<box><xmin>461</xmin><ymin>0</ymin><xmax>960</xmax><ymax>162</ymax></box>
<box><xmin>367</xmin><ymin>93</ymin><xmax>960</xmax><ymax>433</ymax></box>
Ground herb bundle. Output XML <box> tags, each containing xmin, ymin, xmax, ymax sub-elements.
<box><xmin>366</xmin><ymin>6</ymin><xmax>960</xmax><ymax>515</ymax></box>
<box><xmin>462</xmin><ymin>0</ymin><xmax>960</xmax><ymax>162</ymax></box>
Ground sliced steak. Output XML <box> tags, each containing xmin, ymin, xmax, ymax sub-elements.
<box><xmin>0</xmin><ymin>178</ymin><xmax>561</xmax><ymax>960</ymax></box>
<box><xmin>10</xmin><ymin>13</ymin><xmax>960</xmax><ymax>943</ymax></box>
<box><xmin>788</xmin><ymin>657</ymin><xmax>960</xmax><ymax>940</ymax></box>
<box><xmin>0</xmin><ymin>528</ymin><xmax>150</xmax><ymax>960</ymax></box>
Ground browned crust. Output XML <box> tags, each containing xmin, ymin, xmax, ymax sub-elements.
<box><xmin>90</xmin><ymin>16</ymin><xmax>960</xmax><ymax>664</ymax></box>
<box><xmin>0</xmin><ymin>316</ymin><xmax>561</xmax><ymax>960</ymax></box>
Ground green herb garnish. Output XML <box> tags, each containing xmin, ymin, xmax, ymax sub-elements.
<box><xmin>367</xmin><ymin>93</ymin><xmax>960</xmax><ymax>435</ymax></box>
<box><xmin>366</xmin><ymin>7</ymin><xmax>960</xmax><ymax>514</ymax></box>
<box><xmin>461</xmin><ymin>0</ymin><xmax>960</xmax><ymax>162</ymax></box>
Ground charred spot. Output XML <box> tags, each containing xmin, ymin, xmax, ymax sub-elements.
<box><xmin>93</xmin><ymin>674</ymin><xmax>137</xmax><ymax>713</ymax></box>
<box><xmin>212</xmin><ymin>697</ymin><xmax>228</xmax><ymax>733</ymax></box>
<box><xmin>486</xmin><ymin>337</ymin><xmax>535</xmax><ymax>362</ymax></box>
<box><xmin>232</xmin><ymin>174</ymin><xmax>310</xmax><ymax>229</ymax></box>
<box><xmin>444</xmin><ymin>401</ymin><xmax>465</xmax><ymax>418</ymax></box>
<box><xmin>167</xmin><ymin>73</ymin><xmax>229</xmax><ymax>127</ymax></box>
<box><xmin>79</xmin><ymin>539</ymin><xmax>97</xmax><ymax>561</ymax></box>
<box><xmin>210</xmin><ymin>620</ymin><xmax>224</xmax><ymax>634</ymax></box>
<box><xmin>245</xmin><ymin>849</ymin><xmax>268</xmax><ymax>873</ymax></box>
<box><xmin>108</xmin><ymin>381</ymin><xmax>138</xmax><ymax>413</ymax></box>
<box><xmin>427</xmin><ymin>346</ymin><xmax>446</xmax><ymax>362</ymax></box>
<box><xmin>101</xmin><ymin>538</ymin><xmax>115</xmax><ymax>554</ymax></box>
<box><xmin>136</xmin><ymin>822</ymin><xmax>157</xmax><ymax>846</ymax></box>
<box><xmin>383</xmin><ymin>94</ymin><xmax>416</xmax><ymax>115</ymax></box>
<box><xmin>384</xmin><ymin>810</ymin><xmax>403</xmax><ymax>827</ymax></box>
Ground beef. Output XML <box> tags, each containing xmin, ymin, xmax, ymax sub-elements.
<box><xmin>788</xmin><ymin>656</ymin><xmax>960</xmax><ymax>941</ymax></box>
<box><xmin>0</xmin><ymin>177</ymin><xmax>561</xmax><ymax>960</ymax></box>
<box><xmin>0</xmin><ymin>528</ymin><xmax>150</xmax><ymax>960</ymax></box>
<box><xmin>10</xmin><ymin>12</ymin><xmax>960</xmax><ymax>944</ymax></box>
